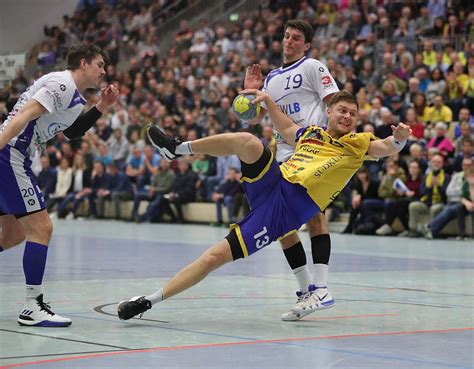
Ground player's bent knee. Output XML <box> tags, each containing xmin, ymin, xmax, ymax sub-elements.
<box><xmin>24</xmin><ymin>217</ymin><xmax>53</xmax><ymax>244</ymax></box>
<box><xmin>3</xmin><ymin>234</ymin><xmax>26</xmax><ymax>248</ymax></box>
<box><xmin>200</xmin><ymin>250</ymin><xmax>225</xmax><ymax>272</ymax></box>
<box><xmin>279</xmin><ymin>232</ymin><xmax>300</xmax><ymax>249</ymax></box>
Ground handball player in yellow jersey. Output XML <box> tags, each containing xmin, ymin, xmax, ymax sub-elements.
<box><xmin>117</xmin><ymin>90</ymin><xmax>412</xmax><ymax>321</ymax></box>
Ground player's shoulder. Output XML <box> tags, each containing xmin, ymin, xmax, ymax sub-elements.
<box><xmin>39</xmin><ymin>71</ymin><xmax>75</xmax><ymax>92</ymax></box>
<box><xmin>39</xmin><ymin>70</ymin><xmax>70</xmax><ymax>82</ymax></box>
<box><xmin>301</xmin><ymin>58</ymin><xmax>329</xmax><ymax>72</ymax></box>
<box><xmin>340</xmin><ymin>131</ymin><xmax>377</xmax><ymax>143</ymax></box>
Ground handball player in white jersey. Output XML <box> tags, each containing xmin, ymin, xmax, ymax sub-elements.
<box><xmin>244</xmin><ymin>19</ymin><xmax>340</xmax><ymax>321</ymax></box>
<box><xmin>0</xmin><ymin>44</ymin><xmax>119</xmax><ymax>326</ymax></box>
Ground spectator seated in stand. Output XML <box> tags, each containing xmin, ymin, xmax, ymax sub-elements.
<box><xmin>36</xmin><ymin>155</ymin><xmax>57</xmax><ymax>202</ymax></box>
<box><xmin>211</xmin><ymin>167</ymin><xmax>242</xmax><ymax>226</ymax></box>
<box><xmin>342</xmin><ymin>166</ymin><xmax>380</xmax><ymax>234</ymax></box>
<box><xmin>97</xmin><ymin>163</ymin><xmax>134</xmax><ymax>220</ymax></box>
<box><xmin>56</xmin><ymin>153</ymin><xmax>92</xmax><ymax>218</ymax></box>
<box><xmin>135</xmin><ymin>160</ymin><xmax>176</xmax><ymax>223</ymax></box>
<box><xmin>420</xmin><ymin>158</ymin><xmax>472</xmax><ymax>239</ymax></box>
<box><xmin>367</xmin><ymin>158</ymin><xmax>407</xmax><ymax>236</ymax></box>
<box><xmin>376</xmin><ymin>160</ymin><xmax>423</xmax><ymax>236</ymax></box>
<box><xmin>407</xmin><ymin>154</ymin><xmax>450</xmax><ymax>237</ymax></box>
<box><xmin>161</xmin><ymin>159</ymin><xmax>197</xmax><ymax>223</ymax></box>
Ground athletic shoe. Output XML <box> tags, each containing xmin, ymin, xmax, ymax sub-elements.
<box><xmin>147</xmin><ymin>124</ymin><xmax>182</xmax><ymax>161</ymax></box>
<box><xmin>397</xmin><ymin>230</ymin><xmax>410</xmax><ymax>237</ymax></box>
<box><xmin>375</xmin><ymin>224</ymin><xmax>393</xmax><ymax>236</ymax></box>
<box><xmin>18</xmin><ymin>294</ymin><xmax>71</xmax><ymax>327</ymax></box>
<box><xmin>117</xmin><ymin>296</ymin><xmax>152</xmax><ymax>320</ymax></box>
<box><xmin>417</xmin><ymin>224</ymin><xmax>433</xmax><ymax>239</ymax></box>
<box><xmin>281</xmin><ymin>290</ymin><xmax>307</xmax><ymax>321</ymax></box>
<box><xmin>291</xmin><ymin>285</ymin><xmax>335</xmax><ymax>317</ymax></box>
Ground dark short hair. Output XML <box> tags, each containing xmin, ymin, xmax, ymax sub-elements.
<box><xmin>67</xmin><ymin>44</ymin><xmax>109</xmax><ymax>70</ymax></box>
<box><xmin>327</xmin><ymin>90</ymin><xmax>359</xmax><ymax>110</ymax></box>
<box><xmin>284</xmin><ymin>19</ymin><xmax>314</xmax><ymax>44</ymax></box>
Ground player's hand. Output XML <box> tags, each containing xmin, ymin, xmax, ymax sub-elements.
<box><xmin>96</xmin><ymin>85</ymin><xmax>120</xmax><ymax>112</ymax></box>
<box><xmin>239</xmin><ymin>88</ymin><xmax>270</xmax><ymax>105</ymax></box>
<box><xmin>391</xmin><ymin>123</ymin><xmax>411</xmax><ymax>142</ymax></box>
<box><xmin>244</xmin><ymin>64</ymin><xmax>263</xmax><ymax>90</ymax></box>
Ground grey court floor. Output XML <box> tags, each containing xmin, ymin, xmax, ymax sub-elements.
<box><xmin>0</xmin><ymin>219</ymin><xmax>473</xmax><ymax>369</ymax></box>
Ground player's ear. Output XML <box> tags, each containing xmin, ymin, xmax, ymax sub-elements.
<box><xmin>80</xmin><ymin>58</ymin><xmax>88</xmax><ymax>69</ymax></box>
<box><xmin>304</xmin><ymin>42</ymin><xmax>311</xmax><ymax>52</ymax></box>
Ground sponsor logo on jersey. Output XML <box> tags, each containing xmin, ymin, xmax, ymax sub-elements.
<box><xmin>301</xmin><ymin>138</ymin><xmax>323</xmax><ymax>146</ymax></box>
<box><xmin>314</xmin><ymin>154</ymin><xmax>344</xmax><ymax>178</ymax></box>
<box><xmin>60</xmin><ymin>84</ymin><xmax>66</xmax><ymax>91</ymax></box>
<box><xmin>304</xmin><ymin>129</ymin><xmax>324</xmax><ymax>141</ymax></box>
<box><xmin>278</xmin><ymin>102</ymin><xmax>301</xmax><ymax>115</ymax></box>
<box><xmin>300</xmin><ymin>145</ymin><xmax>320</xmax><ymax>154</ymax></box>
<box><xmin>321</xmin><ymin>76</ymin><xmax>332</xmax><ymax>85</ymax></box>
<box><xmin>47</xmin><ymin>122</ymin><xmax>69</xmax><ymax>136</ymax></box>
<box><xmin>44</xmin><ymin>88</ymin><xmax>63</xmax><ymax>109</ymax></box>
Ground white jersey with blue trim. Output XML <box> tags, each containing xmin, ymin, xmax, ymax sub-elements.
<box><xmin>262</xmin><ymin>56</ymin><xmax>339</xmax><ymax>162</ymax></box>
<box><xmin>0</xmin><ymin>70</ymin><xmax>86</xmax><ymax>158</ymax></box>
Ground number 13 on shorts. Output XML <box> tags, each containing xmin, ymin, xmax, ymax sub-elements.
<box><xmin>254</xmin><ymin>226</ymin><xmax>270</xmax><ymax>249</ymax></box>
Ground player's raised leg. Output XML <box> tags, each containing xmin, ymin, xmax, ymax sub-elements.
<box><xmin>16</xmin><ymin>210</ymin><xmax>71</xmax><ymax>327</ymax></box>
<box><xmin>147</xmin><ymin>125</ymin><xmax>263</xmax><ymax>164</ymax></box>
<box><xmin>118</xmin><ymin>238</ymin><xmax>234</xmax><ymax>320</ymax></box>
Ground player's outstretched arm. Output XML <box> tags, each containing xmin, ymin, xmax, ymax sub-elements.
<box><xmin>240</xmin><ymin>89</ymin><xmax>299</xmax><ymax>145</ymax></box>
<box><xmin>0</xmin><ymin>99</ymin><xmax>46</xmax><ymax>150</ymax></box>
<box><xmin>367</xmin><ymin>123</ymin><xmax>412</xmax><ymax>158</ymax></box>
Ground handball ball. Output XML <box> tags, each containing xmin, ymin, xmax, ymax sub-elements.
<box><xmin>232</xmin><ymin>94</ymin><xmax>261</xmax><ymax>121</ymax></box>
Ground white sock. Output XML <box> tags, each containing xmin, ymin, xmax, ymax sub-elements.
<box><xmin>175</xmin><ymin>142</ymin><xmax>193</xmax><ymax>155</ymax></box>
<box><xmin>292</xmin><ymin>265</ymin><xmax>312</xmax><ymax>292</ymax></box>
<box><xmin>146</xmin><ymin>288</ymin><xmax>164</xmax><ymax>306</ymax></box>
<box><xmin>314</xmin><ymin>264</ymin><xmax>329</xmax><ymax>288</ymax></box>
<box><xmin>26</xmin><ymin>285</ymin><xmax>42</xmax><ymax>300</ymax></box>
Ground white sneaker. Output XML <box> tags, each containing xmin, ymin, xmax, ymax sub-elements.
<box><xmin>281</xmin><ymin>290</ymin><xmax>307</xmax><ymax>321</ymax></box>
<box><xmin>397</xmin><ymin>230</ymin><xmax>410</xmax><ymax>237</ymax></box>
<box><xmin>291</xmin><ymin>285</ymin><xmax>335</xmax><ymax>317</ymax></box>
<box><xmin>18</xmin><ymin>294</ymin><xmax>72</xmax><ymax>327</ymax></box>
<box><xmin>376</xmin><ymin>224</ymin><xmax>392</xmax><ymax>235</ymax></box>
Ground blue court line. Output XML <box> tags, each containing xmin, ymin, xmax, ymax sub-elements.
<box><xmin>7</xmin><ymin>313</ymin><xmax>471</xmax><ymax>369</ymax></box>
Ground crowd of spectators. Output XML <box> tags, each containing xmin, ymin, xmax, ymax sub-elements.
<box><xmin>1</xmin><ymin>0</ymin><xmax>474</xmax><ymax>236</ymax></box>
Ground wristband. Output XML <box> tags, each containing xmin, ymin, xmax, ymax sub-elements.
<box><xmin>391</xmin><ymin>136</ymin><xmax>406</xmax><ymax>150</ymax></box>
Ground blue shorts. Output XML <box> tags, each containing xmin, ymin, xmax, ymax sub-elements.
<box><xmin>227</xmin><ymin>147</ymin><xmax>320</xmax><ymax>259</ymax></box>
<box><xmin>0</xmin><ymin>145</ymin><xmax>45</xmax><ymax>216</ymax></box>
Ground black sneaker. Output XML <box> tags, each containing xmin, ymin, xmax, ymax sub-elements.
<box><xmin>147</xmin><ymin>124</ymin><xmax>182</xmax><ymax>161</ymax></box>
<box><xmin>117</xmin><ymin>296</ymin><xmax>152</xmax><ymax>320</ymax></box>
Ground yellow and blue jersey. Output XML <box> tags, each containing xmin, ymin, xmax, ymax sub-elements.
<box><xmin>281</xmin><ymin>126</ymin><xmax>377</xmax><ymax>210</ymax></box>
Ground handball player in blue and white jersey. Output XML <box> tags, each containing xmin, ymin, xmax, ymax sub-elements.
<box><xmin>0</xmin><ymin>44</ymin><xmax>119</xmax><ymax>327</ymax></box>
<box><xmin>244</xmin><ymin>20</ymin><xmax>340</xmax><ymax>321</ymax></box>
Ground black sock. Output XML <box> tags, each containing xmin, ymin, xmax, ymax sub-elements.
<box><xmin>311</xmin><ymin>234</ymin><xmax>331</xmax><ymax>265</ymax></box>
<box><xmin>283</xmin><ymin>241</ymin><xmax>306</xmax><ymax>269</ymax></box>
